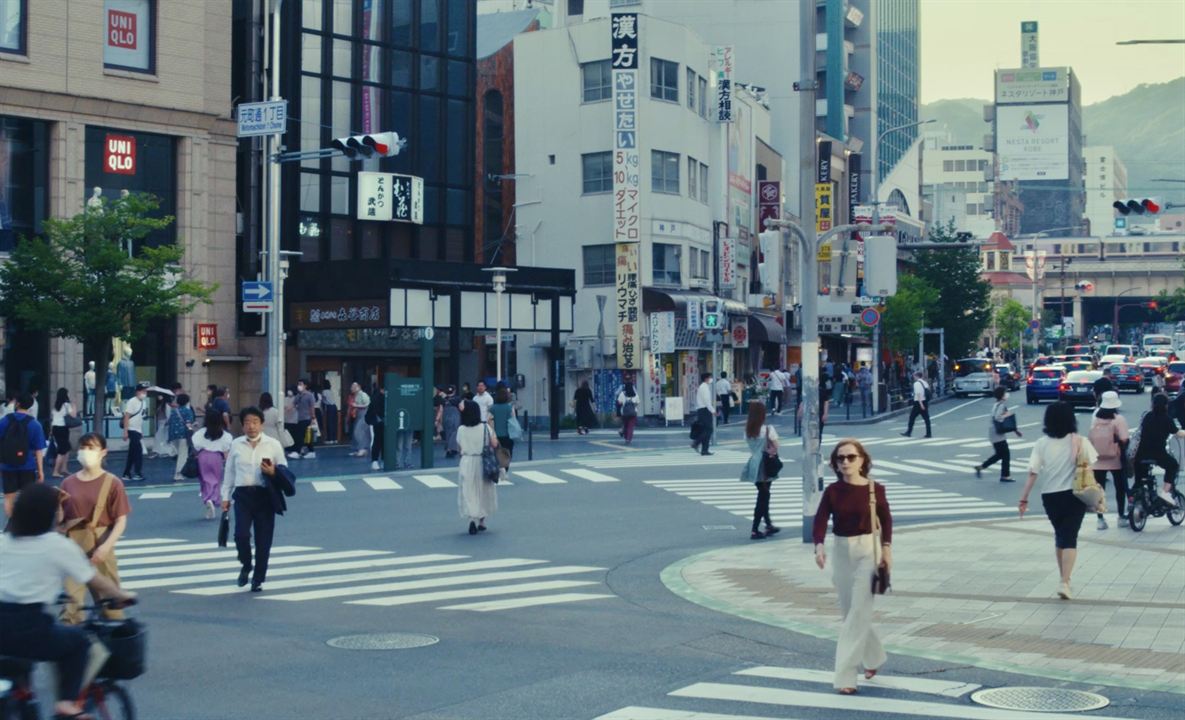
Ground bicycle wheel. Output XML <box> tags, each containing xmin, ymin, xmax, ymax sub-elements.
<box><xmin>1169</xmin><ymin>491</ymin><xmax>1185</xmax><ymax>527</ymax></box>
<box><xmin>1128</xmin><ymin>499</ymin><xmax>1148</xmax><ymax>532</ymax></box>
<box><xmin>83</xmin><ymin>682</ymin><xmax>135</xmax><ymax>720</ymax></box>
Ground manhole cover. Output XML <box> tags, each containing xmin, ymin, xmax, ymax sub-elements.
<box><xmin>327</xmin><ymin>632</ymin><xmax>439</xmax><ymax>651</ymax></box>
<box><xmin>971</xmin><ymin>687</ymin><xmax>1109</xmax><ymax>713</ymax></box>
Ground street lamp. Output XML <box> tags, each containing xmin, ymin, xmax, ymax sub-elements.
<box><xmin>483</xmin><ymin>267</ymin><xmax>517</xmax><ymax>383</ymax></box>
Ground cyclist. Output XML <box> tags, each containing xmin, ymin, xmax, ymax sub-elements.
<box><xmin>0</xmin><ymin>483</ymin><xmax>136</xmax><ymax>720</ymax></box>
<box><xmin>1134</xmin><ymin>393</ymin><xmax>1185</xmax><ymax>508</ymax></box>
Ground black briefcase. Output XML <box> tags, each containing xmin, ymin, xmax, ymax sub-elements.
<box><xmin>217</xmin><ymin>511</ymin><xmax>229</xmax><ymax>547</ymax></box>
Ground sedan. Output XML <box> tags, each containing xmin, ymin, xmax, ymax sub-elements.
<box><xmin>1027</xmin><ymin>367</ymin><xmax>1066</xmax><ymax>404</ymax></box>
<box><xmin>1166</xmin><ymin>362</ymin><xmax>1185</xmax><ymax>394</ymax></box>
<box><xmin>1149</xmin><ymin>347</ymin><xmax>1178</xmax><ymax>362</ymax></box>
<box><xmin>1108</xmin><ymin>363</ymin><xmax>1145</xmax><ymax>393</ymax></box>
<box><xmin>995</xmin><ymin>365</ymin><xmax>1020</xmax><ymax>391</ymax></box>
<box><xmin>1060</xmin><ymin>360</ymin><xmax>1094</xmax><ymax>373</ymax></box>
<box><xmin>1098</xmin><ymin>354</ymin><xmax>1128</xmax><ymax>369</ymax></box>
<box><xmin>1135</xmin><ymin>356</ymin><xmax>1168</xmax><ymax>380</ymax></box>
<box><xmin>1059</xmin><ymin>371</ymin><xmax>1104</xmax><ymax>407</ymax></box>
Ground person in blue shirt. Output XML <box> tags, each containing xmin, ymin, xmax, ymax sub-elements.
<box><xmin>1</xmin><ymin>393</ymin><xmax>48</xmax><ymax>520</ymax></box>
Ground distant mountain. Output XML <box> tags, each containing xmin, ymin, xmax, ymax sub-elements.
<box><xmin>922</xmin><ymin>77</ymin><xmax>1185</xmax><ymax>207</ymax></box>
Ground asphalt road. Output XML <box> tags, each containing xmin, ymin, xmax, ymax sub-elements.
<box><xmin>48</xmin><ymin>393</ymin><xmax>1183</xmax><ymax>720</ymax></box>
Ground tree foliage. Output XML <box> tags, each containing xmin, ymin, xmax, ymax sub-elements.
<box><xmin>0</xmin><ymin>193</ymin><xmax>217</xmax><ymax>426</ymax></box>
<box><xmin>880</xmin><ymin>274</ymin><xmax>939</xmax><ymax>354</ymax></box>
<box><xmin>994</xmin><ymin>298</ymin><xmax>1030</xmax><ymax>349</ymax></box>
<box><xmin>911</xmin><ymin>221</ymin><xmax>993</xmax><ymax>357</ymax></box>
<box><xmin>1153</xmin><ymin>260</ymin><xmax>1185</xmax><ymax>322</ymax></box>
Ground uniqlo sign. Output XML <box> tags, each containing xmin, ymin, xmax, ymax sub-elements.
<box><xmin>108</xmin><ymin>10</ymin><xmax>138</xmax><ymax>49</ymax></box>
<box><xmin>196</xmin><ymin>323</ymin><xmax>219</xmax><ymax>350</ymax></box>
<box><xmin>104</xmin><ymin>134</ymin><xmax>136</xmax><ymax>175</ymax></box>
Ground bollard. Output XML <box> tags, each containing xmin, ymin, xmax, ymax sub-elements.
<box><xmin>525</xmin><ymin>410</ymin><xmax>533</xmax><ymax>461</ymax></box>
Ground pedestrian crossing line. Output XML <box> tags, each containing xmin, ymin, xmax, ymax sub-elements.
<box><xmin>363</xmin><ymin>476</ymin><xmax>402</xmax><ymax>490</ymax></box>
<box><xmin>120</xmin><ymin>552</ymin><xmax>445</xmax><ymax>588</ymax></box>
<box><xmin>596</xmin><ymin>707</ymin><xmax>774</xmax><ymax>720</ymax></box>
<box><xmin>514</xmin><ymin>470</ymin><xmax>567</xmax><ymax>484</ymax></box>
<box><xmin>701</xmin><ymin>496</ymin><xmax>1006</xmax><ymax>509</ymax></box>
<box><xmin>873</xmin><ymin>459</ymin><xmax>942</xmax><ymax>476</ymax></box>
<box><xmin>961</xmin><ymin>440</ymin><xmax>993</xmax><ymax>448</ymax></box>
<box><xmin>734</xmin><ymin>666</ymin><xmax>980</xmax><ymax>698</ymax></box>
<box><xmin>413</xmin><ymin>474</ymin><xmax>457</xmax><ymax>488</ymax></box>
<box><xmin>441</xmin><ymin>592</ymin><xmax>614</xmax><ymax>612</ymax></box>
<box><xmin>119</xmin><ymin>545</ymin><xmax>323</xmax><ymax>567</ymax></box>
<box><xmin>137</xmin><ymin>492</ymin><xmax>173</xmax><ymax>499</ymax></box>
<box><xmin>116</xmin><ymin>537</ymin><xmax>188</xmax><ymax>548</ymax></box>
<box><xmin>255</xmin><ymin>564</ymin><xmax>605</xmax><ymax>603</ymax></box>
<box><xmin>561</xmin><ymin>468</ymin><xmax>620</xmax><ymax>483</ymax></box>
<box><xmin>116</xmin><ymin>541</ymin><xmax>319</xmax><ymax>558</ymax></box>
<box><xmin>923</xmin><ymin>438</ymin><xmax>976</xmax><ymax>447</ymax></box>
<box><xmin>349</xmin><ymin>579</ymin><xmax>599</xmax><ymax>607</ymax></box>
<box><xmin>903</xmin><ymin>458</ymin><xmax>971</xmax><ymax>472</ymax></box>
<box><xmin>311</xmin><ymin>480</ymin><xmax>346</xmax><ymax>492</ymax></box>
<box><xmin>658</xmin><ymin>492</ymin><xmax>979</xmax><ymax>505</ymax></box>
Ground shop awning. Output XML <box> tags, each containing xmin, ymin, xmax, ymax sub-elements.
<box><xmin>749</xmin><ymin>313</ymin><xmax>785</xmax><ymax>344</ymax></box>
<box><xmin>642</xmin><ymin>288</ymin><xmax>750</xmax><ymax>316</ymax></box>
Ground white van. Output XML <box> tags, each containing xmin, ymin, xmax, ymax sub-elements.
<box><xmin>1142</xmin><ymin>334</ymin><xmax>1173</xmax><ymax>354</ymax></box>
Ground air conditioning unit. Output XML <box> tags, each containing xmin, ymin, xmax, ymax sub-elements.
<box><xmin>689</xmin><ymin>278</ymin><xmax>710</xmax><ymax>290</ymax></box>
<box><xmin>565</xmin><ymin>347</ymin><xmax>580</xmax><ymax>370</ymax></box>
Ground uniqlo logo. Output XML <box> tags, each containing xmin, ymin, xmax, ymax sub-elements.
<box><xmin>108</xmin><ymin>10</ymin><xmax>137</xmax><ymax>50</ymax></box>
<box><xmin>104</xmin><ymin>134</ymin><xmax>136</xmax><ymax>175</ymax></box>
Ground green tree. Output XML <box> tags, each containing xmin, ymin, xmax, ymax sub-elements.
<box><xmin>879</xmin><ymin>274</ymin><xmax>939</xmax><ymax>354</ymax></box>
<box><xmin>911</xmin><ymin>221</ymin><xmax>993</xmax><ymax>357</ymax></box>
<box><xmin>1153</xmin><ymin>259</ymin><xmax>1185</xmax><ymax>322</ymax></box>
<box><xmin>994</xmin><ymin>298</ymin><xmax>1030</xmax><ymax>349</ymax></box>
<box><xmin>0</xmin><ymin>193</ymin><xmax>217</xmax><ymax>427</ymax></box>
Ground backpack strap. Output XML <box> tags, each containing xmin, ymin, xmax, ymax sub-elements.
<box><xmin>92</xmin><ymin>473</ymin><xmax>114</xmax><ymax>528</ymax></box>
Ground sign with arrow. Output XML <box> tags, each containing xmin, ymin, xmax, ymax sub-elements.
<box><xmin>242</xmin><ymin>281</ymin><xmax>274</xmax><ymax>313</ymax></box>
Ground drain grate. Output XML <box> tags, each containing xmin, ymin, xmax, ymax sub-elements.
<box><xmin>970</xmin><ymin>687</ymin><xmax>1109</xmax><ymax>713</ymax></box>
<box><xmin>327</xmin><ymin>632</ymin><xmax>439</xmax><ymax>651</ymax></box>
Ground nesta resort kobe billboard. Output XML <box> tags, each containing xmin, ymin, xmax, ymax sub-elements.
<box><xmin>997</xmin><ymin>104</ymin><xmax>1069</xmax><ymax>182</ymax></box>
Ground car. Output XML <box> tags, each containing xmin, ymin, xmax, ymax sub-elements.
<box><xmin>1149</xmin><ymin>347</ymin><xmax>1178</xmax><ymax>361</ymax></box>
<box><xmin>1098</xmin><ymin>354</ymin><xmax>1128</xmax><ymax>369</ymax></box>
<box><xmin>1027</xmin><ymin>366</ymin><xmax>1065</xmax><ymax>404</ymax></box>
<box><xmin>1104</xmin><ymin>344</ymin><xmax>1137</xmax><ymax>362</ymax></box>
<box><xmin>1065</xmin><ymin>354</ymin><xmax>1095</xmax><ymax>367</ymax></box>
<box><xmin>1027</xmin><ymin>356</ymin><xmax>1055</xmax><ymax>372</ymax></box>
<box><xmin>995</xmin><ymin>364</ymin><xmax>1020</xmax><ymax>391</ymax></box>
<box><xmin>1166</xmin><ymin>362</ymin><xmax>1185</xmax><ymax>394</ymax></box>
<box><xmin>952</xmin><ymin>358</ymin><xmax>997</xmax><ymax>397</ymax></box>
<box><xmin>1059</xmin><ymin>370</ymin><xmax>1104</xmax><ymax>407</ymax></box>
<box><xmin>1141</xmin><ymin>334</ymin><xmax>1174</xmax><ymax>355</ymax></box>
<box><xmin>1134</xmin><ymin>356</ymin><xmax>1168</xmax><ymax>380</ymax></box>
<box><xmin>1064</xmin><ymin>344</ymin><xmax>1093</xmax><ymax>357</ymax></box>
<box><xmin>1107</xmin><ymin>363</ymin><xmax>1145</xmax><ymax>393</ymax></box>
<box><xmin>1059</xmin><ymin>360</ymin><xmax>1094</xmax><ymax>373</ymax></box>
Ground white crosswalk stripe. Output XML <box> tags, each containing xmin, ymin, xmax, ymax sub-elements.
<box><xmin>138</xmin><ymin>492</ymin><xmax>173</xmax><ymax>499</ymax></box>
<box><xmin>514</xmin><ymin>470</ymin><xmax>567</xmax><ymax>484</ymax></box>
<box><xmin>311</xmin><ymin>480</ymin><xmax>346</xmax><ymax>492</ymax></box>
<box><xmin>870</xmin><ymin>459</ymin><xmax>943</xmax><ymax>476</ymax></box>
<box><xmin>412</xmin><ymin>474</ymin><xmax>457</xmax><ymax>488</ymax></box>
<box><xmin>561</xmin><ymin>468</ymin><xmax>620</xmax><ymax>483</ymax></box>
<box><xmin>362</xmin><ymin>476</ymin><xmax>402</xmax><ymax>490</ymax></box>
<box><xmin>112</xmin><ymin>538</ymin><xmax>612</xmax><ymax>613</ymax></box>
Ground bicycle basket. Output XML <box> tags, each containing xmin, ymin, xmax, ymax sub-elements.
<box><xmin>94</xmin><ymin>618</ymin><xmax>147</xmax><ymax>680</ymax></box>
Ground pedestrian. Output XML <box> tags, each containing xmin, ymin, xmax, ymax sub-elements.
<box><xmin>367</xmin><ymin>386</ymin><xmax>386</xmax><ymax>471</ymax></box>
<box><xmin>767</xmin><ymin>366</ymin><xmax>785</xmax><ymax>415</ymax></box>
<box><xmin>193</xmin><ymin>409</ymin><xmax>233</xmax><ymax>520</ymax></box>
<box><xmin>574</xmin><ymin>380</ymin><xmax>597</xmax><ymax>435</ymax></box>
<box><xmin>120</xmin><ymin>382</ymin><xmax>149</xmax><ymax>482</ymax></box>
<box><xmin>282</xmin><ymin>386</ymin><xmax>299</xmax><ymax>455</ymax></box>
<box><xmin>818</xmin><ymin>376</ymin><xmax>832</xmax><ymax>440</ymax></box>
<box><xmin>457</xmin><ymin>400</ymin><xmax>497</xmax><ymax>535</ymax></box>
<box><xmin>461</xmin><ymin>382</ymin><xmax>474</xmax><ymax>401</ymax></box>
<box><xmin>900</xmin><ymin>372</ymin><xmax>931</xmax><ymax>438</ymax></box>
<box><xmin>813</xmin><ymin>439</ymin><xmax>892</xmax><ymax>694</ymax></box>
<box><xmin>473</xmin><ymin>380</ymin><xmax>494</xmax><ymax>423</ymax></box>
<box><xmin>1088</xmin><ymin>391</ymin><xmax>1130</xmax><ymax>528</ymax></box>
<box><xmin>857</xmin><ymin>364</ymin><xmax>873</xmax><ymax>413</ymax></box>
<box><xmin>1091</xmin><ymin>373</ymin><xmax>1114</xmax><ymax>407</ymax></box>
<box><xmin>1151</xmin><ymin>369</ymin><xmax>1166</xmax><ymax>399</ymax></box>
<box><xmin>0</xmin><ymin>484</ymin><xmax>135</xmax><ymax>720</ymax></box>
<box><xmin>0</xmin><ymin>393</ymin><xmax>46</xmax><ymax>520</ymax></box>
<box><xmin>151</xmin><ymin>391</ymin><xmax>176</xmax><ymax>459</ymax></box>
<box><xmin>740</xmin><ymin>402</ymin><xmax>781</xmax><ymax>540</ymax></box>
<box><xmin>831</xmin><ymin>367</ymin><xmax>848</xmax><ymax>408</ymax></box>
<box><xmin>321</xmin><ymin>380</ymin><xmax>339</xmax><ymax>444</ymax></box>
<box><xmin>615</xmin><ymin>383</ymin><xmax>639</xmax><ymax>444</ymax></box>
<box><xmin>442</xmin><ymin>385</ymin><xmax>462</xmax><ymax>458</ymax></box>
<box><xmin>716</xmin><ymin>372</ymin><xmax>733</xmax><ymax>424</ymax></box>
<box><xmin>58</xmin><ymin>432</ymin><xmax>131</xmax><ymax>624</ymax></box>
<box><xmin>49</xmin><ymin>388</ymin><xmax>79</xmax><ymax>479</ymax></box>
<box><xmin>220</xmin><ymin>406</ymin><xmax>288</xmax><ymax>593</ymax></box>
<box><xmin>209</xmin><ymin>386</ymin><xmax>232</xmax><ymax>430</ymax></box>
<box><xmin>1133</xmin><ymin>393</ymin><xmax>1185</xmax><ymax>507</ymax></box>
<box><xmin>168</xmin><ymin>393</ymin><xmax>196</xmax><ymax>481</ymax></box>
<box><xmin>1018</xmin><ymin>401</ymin><xmax>1099</xmax><ymax>600</ymax></box>
<box><xmin>974</xmin><ymin>386</ymin><xmax>1022</xmax><ymax>482</ymax></box>
<box><xmin>490</xmin><ymin>385</ymin><xmax>517</xmax><ymax>458</ymax></box>
<box><xmin>289</xmin><ymin>379</ymin><xmax>317</xmax><ymax>459</ymax></box>
<box><xmin>349</xmin><ymin>382</ymin><xmax>372</xmax><ymax>457</ymax></box>
<box><xmin>692</xmin><ymin>373</ymin><xmax>714</xmax><ymax>456</ymax></box>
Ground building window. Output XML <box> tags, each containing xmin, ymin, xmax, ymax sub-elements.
<box><xmin>698</xmin><ymin>75</ymin><xmax>707</xmax><ymax>117</ymax></box>
<box><xmin>0</xmin><ymin>0</ymin><xmax>26</xmax><ymax>54</ymax></box>
<box><xmin>581</xmin><ymin>60</ymin><xmax>611</xmax><ymax>102</ymax></box>
<box><xmin>699</xmin><ymin>161</ymin><xmax>708</xmax><ymax>203</ymax></box>
<box><xmin>691</xmin><ymin>248</ymin><xmax>709</xmax><ymax>279</ymax></box>
<box><xmin>650</xmin><ymin>58</ymin><xmax>678</xmax><ymax>102</ymax></box>
<box><xmin>651</xmin><ymin>150</ymin><xmax>679</xmax><ymax>194</ymax></box>
<box><xmin>582</xmin><ymin>244</ymin><xmax>614</xmax><ymax>285</ymax></box>
<box><xmin>568</xmin><ymin>0</ymin><xmax>584</xmax><ymax>16</ymax></box>
<box><xmin>581</xmin><ymin>151</ymin><xmax>612</xmax><ymax>194</ymax></box>
<box><xmin>103</xmin><ymin>0</ymin><xmax>155</xmax><ymax>73</ymax></box>
<box><xmin>999</xmin><ymin>253</ymin><xmax>1010</xmax><ymax>270</ymax></box>
<box><xmin>652</xmin><ymin>242</ymin><xmax>681</xmax><ymax>285</ymax></box>
<box><xmin>686</xmin><ymin>67</ymin><xmax>696</xmax><ymax>110</ymax></box>
<box><xmin>687</xmin><ymin>156</ymin><xmax>697</xmax><ymax>199</ymax></box>
<box><xmin>985</xmin><ymin>252</ymin><xmax>996</xmax><ymax>271</ymax></box>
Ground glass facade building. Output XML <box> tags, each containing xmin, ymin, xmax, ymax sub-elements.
<box><xmin>876</xmin><ymin>0</ymin><xmax>919</xmax><ymax>183</ymax></box>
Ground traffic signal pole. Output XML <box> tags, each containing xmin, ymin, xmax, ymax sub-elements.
<box><xmin>265</xmin><ymin>0</ymin><xmax>285</xmax><ymax>404</ymax></box>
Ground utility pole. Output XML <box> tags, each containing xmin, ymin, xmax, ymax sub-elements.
<box><xmin>264</xmin><ymin>0</ymin><xmax>285</xmax><ymax>403</ymax></box>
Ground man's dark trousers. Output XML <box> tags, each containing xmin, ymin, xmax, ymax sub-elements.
<box><xmin>695</xmin><ymin>408</ymin><xmax>714</xmax><ymax>454</ymax></box>
<box><xmin>233</xmin><ymin>486</ymin><xmax>276</xmax><ymax>584</ymax></box>
<box><xmin>718</xmin><ymin>394</ymin><xmax>731</xmax><ymax>424</ymax></box>
<box><xmin>122</xmin><ymin>431</ymin><xmax>143</xmax><ymax>477</ymax></box>
<box><xmin>905</xmin><ymin>402</ymin><xmax>931</xmax><ymax>437</ymax></box>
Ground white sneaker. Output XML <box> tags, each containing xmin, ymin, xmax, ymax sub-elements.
<box><xmin>203</xmin><ymin>500</ymin><xmax>215</xmax><ymax>520</ymax></box>
<box><xmin>370</xmin><ymin>461</ymin><xmax>381</xmax><ymax>471</ymax></box>
<box><xmin>1057</xmin><ymin>582</ymin><xmax>1072</xmax><ymax>600</ymax></box>
<box><xmin>1156</xmin><ymin>488</ymin><xmax>1178</xmax><ymax>507</ymax></box>
<box><xmin>287</xmin><ymin>452</ymin><xmax>301</xmax><ymax>459</ymax></box>
<box><xmin>303</xmin><ymin>452</ymin><xmax>316</xmax><ymax>459</ymax></box>
<box><xmin>1097</xmin><ymin>516</ymin><xmax>1108</xmax><ymax>531</ymax></box>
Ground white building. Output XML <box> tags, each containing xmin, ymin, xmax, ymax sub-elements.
<box><xmin>921</xmin><ymin>133</ymin><xmax>995</xmax><ymax>237</ymax></box>
<box><xmin>512</xmin><ymin>14</ymin><xmax>777</xmax><ymax>417</ymax></box>
<box><xmin>1082</xmin><ymin>146</ymin><xmax>1127</xmax><ymax>236</ymax></box>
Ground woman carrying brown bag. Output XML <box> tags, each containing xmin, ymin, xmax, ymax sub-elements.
<box><xmin>813</xmin><ymin>438</ymin><xmax>892</xmax><ymax>694</ymax></box>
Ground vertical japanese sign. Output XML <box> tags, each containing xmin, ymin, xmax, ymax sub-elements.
<box><xmin>846</xmin><ymin>155</ymin><xmax>861</xmax><ymax>223</ymax></box>
<box><xmin>712</xmin><ymin>46</ymin><xmax>734</xmax><ymax>123</ymax></box>
<box><xmin>719</xmin><ymin>237</ymin><xmax>736</xmax><ymax>290</ymax></box>
<box><xmin>650</xmin><ymin>311</ymin><xmax>675</xmax><ymax>355</ymax></box>
<box><xmin>615</xmin><ymin>242</ymin><xmax>640</xmax><ymax>370</ymax></box>
<box><xmin>815</xmin><ymin>182</ymin><xmax>833</xmax><ymax>233</ymax></box>
<box><xmin>757</xmin><ymin>180</ymin><xmax>781</xmax><ymax>230</ymax></box>
<box><xmin>357</xmin><ymin>171</ymin><xmax>390</xmax><ymax>221</ymax></box>
<box><xmin>1021</xmin><ymin>21</ymin><xmax>1039</xmax><ymax>69</ymax></box>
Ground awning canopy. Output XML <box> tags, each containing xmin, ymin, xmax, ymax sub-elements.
<box><xmin>749</xmin><ymin>313</ymin><xmax>785</xmax><ymax>344</ymax></box>
<box><xmin>642</xmin><ymin>288</ymin><xmax>750</xmax><ymax>316</ymax></box>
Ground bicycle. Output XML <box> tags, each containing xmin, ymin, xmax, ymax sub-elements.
<box><xmin>1127</xmin><ymin>459</ymin><xmax>1185</xmax><ymax>532</ymax></box>
<box><xmin>0</xmin><ymin>598</ymin><xmax>143</xmax><ymax>720</ymax></box>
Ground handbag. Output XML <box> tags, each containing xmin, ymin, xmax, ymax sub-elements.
<box><xmin>993</xmin><ymin>412</ymin><xmax>1018</xmax><ymax>434</ymax></box>
<box><xmin>507</xmin><ymin>414</ymin><xmax>523</xmax><ymax>441</ymax></box>
<box><xmin>180</xmin><ymin>451</ymin><xmax>199</xmax><ymax>479</ymax></box>
<box><xmin>65</xmin><ymin>414</ymin><xmax>84</xmax><ymax>429</ymax></box>
<box><xmin>869</xmin><ymin>480</ymin><xmax>891</xmax><ymax>595</ymax></box>
<box><xmin>1072</xmin><ymin>434</ymin><xmax>1107</xmax><ymax>512</ymax></box>
<box><xmin>217</xmin><ymin>510</ymin><xmax>230</xmax><ymax>547</ymax></box>
<box><xmin>481</xmin><ymin>426</ymin><xmax>501</xmax><ymax>482</ymax></box>
<box><xmin>761</xmin><ymin>428</ymin><xmax>782</xmax><ymax>479</ymax></box>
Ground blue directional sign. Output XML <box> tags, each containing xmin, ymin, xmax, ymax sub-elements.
<box><xmin>242</xmin><ymin>281</ymin><xmax>274</xmax><ymax>313</ymax></box>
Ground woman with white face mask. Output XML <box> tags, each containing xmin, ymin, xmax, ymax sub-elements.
<box><xmin>57</xmin><ymin>432</ymin><xmax>132</xmax><ymax>624</ymax></box>
<box><xmin>974</xmin><ymin>386</ymin><xmax>1023</xmax><ymax>482</ymax></box>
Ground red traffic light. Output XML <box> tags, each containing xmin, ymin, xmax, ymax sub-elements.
<box><xmin>1142</xmin><ymin>199</ymin><xmax>1160</xmax><ymax>214</ymax></box>
<box><xmin>1144</xmin><ymin>301</ymin><xmax>1159</xmax><ymax>310</ymax></box>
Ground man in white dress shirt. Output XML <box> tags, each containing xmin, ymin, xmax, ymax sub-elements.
<box><xmin>715</xmin><ymin>372</ymin><xmax>735</xmax><ymax>424</ymax></box>
<box><xmin>221</xmin><ymin>407</ymin><xmax>288</xmax><ymax>592</ymax></box>
<box><xmin>472</xmin><ymin>380</ymin><xmax>494</xmax><ymax>423</ymax></box>
<box><xmin>692</xmin><ymin>373</ymin><xmax>715</xmax><ymax>456</ymax></box>
<box><xmin>901</xmin><ymin>371</ymin><xmax>932</xmax><ymax>438</ymax></box>
<box><xmin>767</xmin><ymin>368</ymin><xmax>785</xmax><ymax>415</ymax></box>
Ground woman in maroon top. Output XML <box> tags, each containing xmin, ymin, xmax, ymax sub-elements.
<box><xmin>813</xmin><ymin>438</ymin><xmax>892</xmax><ymax>694</ymax></box>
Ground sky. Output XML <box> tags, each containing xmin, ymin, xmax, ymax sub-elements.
<box><xmin>920</xmin><ymin>0</ymin><xmax>1185</xmax><ymax>104</ymax></box>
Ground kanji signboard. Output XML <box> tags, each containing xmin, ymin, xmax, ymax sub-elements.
<box><xmin>611</xmin><ymin>13</ymin><xmax>640</xmax><ymax>244</ymax></box>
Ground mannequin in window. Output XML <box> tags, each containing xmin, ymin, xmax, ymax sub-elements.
<box><xmin>87</xmin><ymin>187</ymin><xmax>103</xmax><ymax>212</ymax></box>
<box><xmin>117</xmin><ymin>345</ymin><xmax>136</xmax><ymax>400</ymax></box>
<box><xmin>83</xmin><ymin>361</ymin><xmax>96</xmax><ymax>415</ymax></box>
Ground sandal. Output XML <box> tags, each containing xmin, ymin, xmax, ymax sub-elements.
<box><xmin>837</xmin><ymin>687</ymin><xmax>858</xmax><ymax>695</ymax></box>
<box><xmin>864</xmin><ymin>668</ymin><xmax>878</xmax><ymax>679</ymax></box>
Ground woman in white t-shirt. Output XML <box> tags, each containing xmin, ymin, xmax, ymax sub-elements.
<box><xmin>50</xmin><ymin>387</ymin><xmax>79</xmax><ymax>479</ymax></box>
<box><xmin>1018</xmin><ymin>401</ymin><xmax>1099</xmax><ymax>600</ymax></box>
<box><xmin>0</xmin><ymin>484</ymin><xmax>135</xmax><ymax>720</ymax></box>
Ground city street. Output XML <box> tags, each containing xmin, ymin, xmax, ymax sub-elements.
<box><xmin>82</xmin><ymin>396</ymin><xmax>1184</xmax><ymax>719</ymax></box>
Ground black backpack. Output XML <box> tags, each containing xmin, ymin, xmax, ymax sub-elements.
<box><xmin>1</xmin><ymin>415</ymin><xmax>32</xmax><ymax>466</ymax></box>
<box><xmin>922</xmin><ymin>380</ymin><xmax>932</xmax><ymax>402</ymax></box>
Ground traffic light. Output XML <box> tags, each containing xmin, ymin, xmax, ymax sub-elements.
<box><xmin>1144</xmin><ymin>301</ymin><xmax>1159</xmax><ymax>311</ymax></box>
<box><xmin>1074</xmin><ymin>281</ymin><xmax>1094</xmax><ymax>292</ymax></box>
<box><xmin>330</xmin><ymin>131</ymin><xmax>405</xmax><ymax>159</ymax></box>
<box><xmin>702</xmin><ymin>299</ymin><xmax>722</xmax><ymax>330</ymax></box>
<box><xmin>757</xmin><ymin>231</ymin><xmax>781</xmax><ymax>290</ymax></box>
<box><xmin>1112</xmin><ymin>198</ymin><xmax>1161</xmax><ymax>215</ymax></box>
<box><xmin>863</xmin><ymin>235</ymin><xmax>898</xmax><ymax>297</ymax></box>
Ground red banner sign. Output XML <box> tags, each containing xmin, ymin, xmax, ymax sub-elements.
<box><xmin>108</xmin><ymin>10</ymin><xmax>138</xmax><ymax>49</ymax></box>
<box><xmin>104</xmin><ymin>133</ymin><xmax>136</xmax><ymax>175</ymax></box>
<box><xmin>196</xmin><ymin>323</ymin><xmax>219</xmax><ymax>350</ymax></box>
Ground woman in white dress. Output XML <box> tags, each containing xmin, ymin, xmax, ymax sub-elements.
<box><xmin>457</xmin><ymin>400</ymin><xmax>498</xmax><ymax>535</ymax></box>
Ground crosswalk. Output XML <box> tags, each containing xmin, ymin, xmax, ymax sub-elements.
<box><xmin>118</xmin><ymin>537</ymin><xmax>613</xmax><ymax>612</ymax></box>
<box><xmin>645</xmin><ymin>477</ymin><xmax>1012</xmax><ymax>521</ymax></box>
<box><xmin>593</xmin><ymin>664</ymin><xmax>1135</xmax><ymax>720</ymax></box>
<box><xmin>857</xmin><ymin>435</ymin><xmax>1037</xmax><ymax>453</ymax></box>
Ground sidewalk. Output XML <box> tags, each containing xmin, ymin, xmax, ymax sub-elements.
<box><xmin>662</xmin><ymin>516</ymin><xmax>1185</xmax><ymax>694</ymax></box>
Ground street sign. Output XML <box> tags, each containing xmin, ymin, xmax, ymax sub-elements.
<box><xmin>1029</xmin><ymin>319</ymin><xmax>1041</xmax><ymax>330</ymax></box>
<box><xmin>241</xmin><ymin>281</ymin><xmax>274</xmax><ymax>313</ymax></box>
<box><xmin>860</xmin><ymin>308</ymin><xmax>881</xmax><ymax>328</ymax></box>
<box><xmin>816</xmin><ymin>243</ymin><xmax>832</xmax><ymax>262</ymax></box>
<box><xmin>236</xmin><ymin>100</ymin><xmax>288</xmax><ymax>137</ymax></box>
<box><xmin>686</xmin><ymin>298</ymin><xmax>702</xmax><ymax>330</ymax></box>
